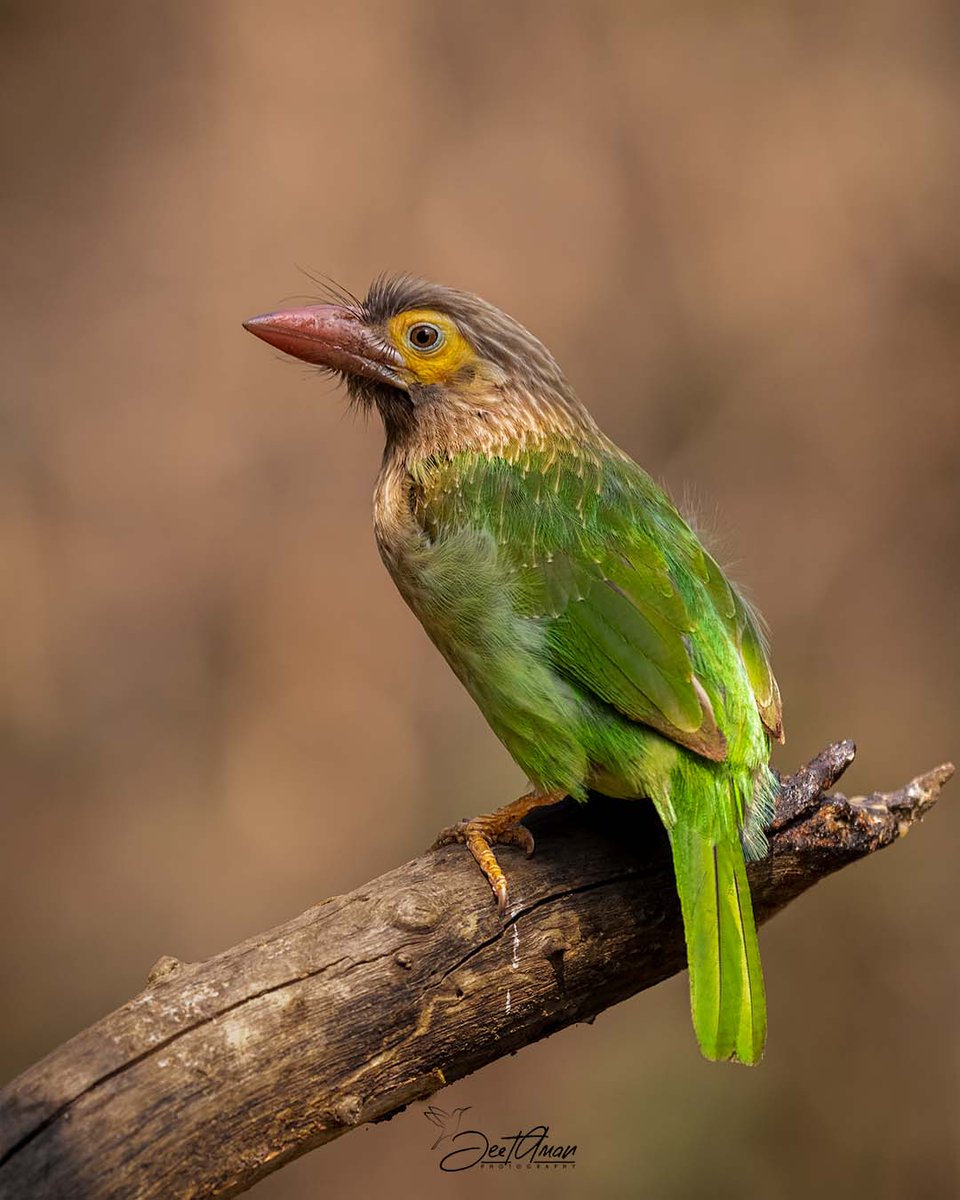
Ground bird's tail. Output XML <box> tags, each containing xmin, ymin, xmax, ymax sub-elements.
<box><xmin>668</xmin><ymin>822</ymin><xmax>767</xmax><ymax>1065</ymax></box>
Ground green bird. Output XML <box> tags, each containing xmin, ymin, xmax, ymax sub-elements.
<box><xmin>243</xmin><ymin>276</ymin><xmax>784</xmax><ymax>1065</ymax></box>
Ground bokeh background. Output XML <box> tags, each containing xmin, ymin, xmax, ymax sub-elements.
<box><xmin>2</xmin><ymin>2</ymin><xmax>958</xmax><ymax>1197</ymax></box>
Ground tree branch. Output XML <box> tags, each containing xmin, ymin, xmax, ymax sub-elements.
<box><xmin>0</xmin><ymin>742</ymin><xmax>951</xmax><ymax>1199</ymax></box>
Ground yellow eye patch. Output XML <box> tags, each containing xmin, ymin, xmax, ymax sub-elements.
<box><xmin>388</xmin><ymin>309</ymin><xmax>476</xmax><ymax>385</ymax></box>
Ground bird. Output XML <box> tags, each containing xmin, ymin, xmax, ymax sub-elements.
<box><xmin>243</xmin><ymin>275</ymin><xmax>784</xmax><ymax>1065</ymax></box>
<box><xmin>422</xmin><ymin>1104</ymin><xmax>472</xmax><ymax>1150</ymax></box>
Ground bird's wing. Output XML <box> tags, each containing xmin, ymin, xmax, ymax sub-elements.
<box><xmin>423</xmin><ymin>1106</ymin><xmax>448</xmax><ymax>1128</ymax></box>
<box><xmin>413</xmin><ymin>445</ymin><xmax>782</xmax><ymax>759</ymax></box>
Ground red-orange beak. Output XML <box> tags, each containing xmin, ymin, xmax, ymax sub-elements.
<box><xmin>242</xmin><ymin>304</ymin><xmax>407</xmax><ymax>389</ymax></box>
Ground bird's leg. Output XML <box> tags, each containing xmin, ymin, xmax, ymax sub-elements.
<box><xmin>430</xmin><ymin>790</ymin><xmax>567</xmax><ymax>913</ymax></box>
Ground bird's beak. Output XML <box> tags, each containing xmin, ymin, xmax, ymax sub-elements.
<box><xmin>242</xmin><ymin>304</ymin><xmax>407</xmax><ymax>389</ymax></box>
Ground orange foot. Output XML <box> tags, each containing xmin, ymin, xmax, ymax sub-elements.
<box><xmin>431</xmin><ymin>790</ymin><xmax>566</xmax><ymax>913</ymax></box>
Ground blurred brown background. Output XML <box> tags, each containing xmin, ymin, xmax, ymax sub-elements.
<box><xmin>1</xmin><ymin>2</ymin><xmax>958</xmax><ymax>1197</ymax></box>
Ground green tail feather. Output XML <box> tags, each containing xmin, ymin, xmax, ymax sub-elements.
<box><xmin>669</xmin><ymin>824</ymin><xmax>767</xmax><ymax>1065</ymax></box>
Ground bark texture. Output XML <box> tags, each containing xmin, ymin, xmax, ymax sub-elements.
<box><xmin>0</xmin><ymin>741</ymin><xmax>951</xmax><ymax>1199</ymax></box>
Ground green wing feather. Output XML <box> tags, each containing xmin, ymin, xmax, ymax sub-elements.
<box><xmin>411</xmin><ymin>442</ymin><xmax>782</xmax><ymax>758</ymax></box>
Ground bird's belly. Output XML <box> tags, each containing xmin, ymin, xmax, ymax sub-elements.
<box><xmin>382</xmin><ymin>525</ymin><xmax>593</xmax><ymax>795</ymax></box>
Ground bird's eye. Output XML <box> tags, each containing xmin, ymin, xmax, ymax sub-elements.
<box><xmin>406</xmin><ymin>322</ymin><xmax>444</xmax><ymax>353</ymax></box>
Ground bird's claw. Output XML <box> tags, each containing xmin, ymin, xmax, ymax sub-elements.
<box><xmin>430</xmin><ymin>816</ymin><xmax>536</xmax><ymax>857</ymax></box>
<box><xmin>430</xmin><ymin>817</ymin><xmax>536</xmax><ymax>914</ymax></box>
<box><xmin>430</xmin><ymin>790</ymin><xmax>564</xmax><ymax>914</ymax></box>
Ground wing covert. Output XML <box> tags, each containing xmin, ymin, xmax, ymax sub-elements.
<box><xmin>412</xmin><ymin>446</ymin><xmax>781</xmax><ymax>760</ymax></box>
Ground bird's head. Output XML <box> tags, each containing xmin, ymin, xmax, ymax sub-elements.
<box><xmin>243</xmin><ymin>276</ymin><xmax>596</xmax><ymax>451</ymax></box>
